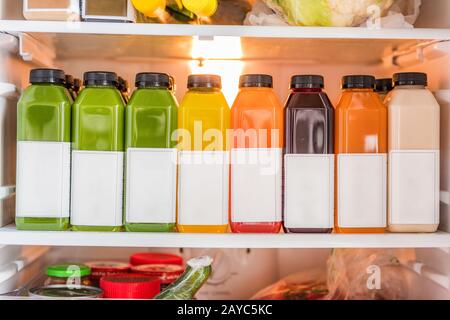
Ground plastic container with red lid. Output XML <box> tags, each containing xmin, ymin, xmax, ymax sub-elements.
<box><xmin>131</xmin><ymin>264</ymin><xmax>184</xmax><ymax>289</ymax></box>
<box><xmin>85</xmin><ymin>261</ymin><xmax>131</xmax><ymax>287</ymax></box>
<box><xmin>100</xmin><ymin>274</ymin><xmax>161</xmax><ymax>299</ymax></box>
<box><xmin>130</xmin><ymin>253</ymin><xmax>183</xmax><ymax>266</ymax></box>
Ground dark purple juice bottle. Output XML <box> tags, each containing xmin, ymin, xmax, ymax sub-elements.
<box><xmin>283</xmin><ymin>75</ymin><xmax>334</xmax><ymax>233</ymax></box>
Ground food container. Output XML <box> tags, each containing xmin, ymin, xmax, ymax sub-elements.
<box><xmin>131</xmin><ymin>264</ymin><xmax>184</xmax><ymax>289</ymax></box>
<box><xmin>23</xmin><ymin>0</ymin><xmax>81</xmax><ymax>21</ymax></box>
<box><xmin>81</xmin><ymin>0</ymin><xmax>135</xmax><ymax>22</ymax></box>
<box><xmin>29</xmin><ymin>285</ymin><xmax>102</xmax><ymax>299</ymax></box>
<box><xmin>44</xmin><ymin>263</ymin><xmax>92</xmax><ymax>287</ymax></box>
<box><xmin>130</xmin><ymin>252</ymin><xmax>183</xmax><ymax>266</ymax></box>
<box><xmin>100</xmin><ymin>274</ymin><xmax>161</xmax><ymax>299</ymax></box>
<box><xmin>85</xmin><ymin>261</ymin><xmax>130</xmax><ymax>287</ymax></box>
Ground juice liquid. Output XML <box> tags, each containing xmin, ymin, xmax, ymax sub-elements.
<box><xmin>71</xmin><ymin>72</ymin><xmax>125</xmax><ymax>232</ymax></box>
<box><xmin>230</xmin><ymin>74</ymin><xmax>283</xmax><ymax>233</ymax></box>
<box><xmin>177</xmin><ymin>75</ymin><xmax>230</xmax><ymax>233</ymax></box>
<box><xmin>335</xmin><ymin>75</ymin><xmax>387</xmax><ymax>234</ymax></box>
<box><xmin>125</xmin><ymin>73</ymin><xmax>178</xmax><ymax>232</ymax></box>
<box><xmin>387</xmin><ymin>73</ymin><xmax>440</xmax><ymax>233</ymax></box>
<box><xmin>16</xmin><ymin>69</ymin><xmax>72</xmax><ymax>231</ymax></box>
<box><xmin>283</xmin><ymin>75</ymin><xmax>334</xmax><ymax>233</ymax></box>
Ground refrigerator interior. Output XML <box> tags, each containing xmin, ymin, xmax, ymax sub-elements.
<box><xmin>0</xmin><ymin>0</ymin><xmax>449</xmax><ymax>300</ymax></box>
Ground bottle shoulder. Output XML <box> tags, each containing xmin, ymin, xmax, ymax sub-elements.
<box><xmin>128</xmin><ymin>89</ymin><xmax>178</xmax><ymax>109</ymax></box>
<box><xmin>388</xmin><ymin>88</ymin><xmax>440</xmax><ymax>110</ymax></box>
<box><xmin>74</xmin><ymin>87</ymin><xmax>125</xmax><ymax>107</ymax></box>
<box><xmin>19</xmin><ymin>85</ymin><xmax>71</xmax><ymax>106</ymax></box>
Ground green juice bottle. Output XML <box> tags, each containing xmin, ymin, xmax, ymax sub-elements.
<box><xmin>125</xmin><ymin>73</ymin><xmax>178</xmax><ymax>232</ymax></box>
<box><xmin>16</xmin><ymin>69</ymin><xmax>72</xmax><ymax>231</ymax></box>
<box><xmin>71</xmin><ymin>72</ymin><xmax>125</xmax><ymax>232</ymax></box>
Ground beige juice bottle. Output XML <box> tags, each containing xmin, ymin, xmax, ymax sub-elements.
<box><xmin>387</xmin><ymin>72</ymin><xmax>440</xmax><ymax>233</ymax></box>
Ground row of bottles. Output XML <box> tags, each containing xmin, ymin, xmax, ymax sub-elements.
<box><xmin>15</xmin><ymin>69</ymin><xmax>440</xmax><ymax>234</ymax></box>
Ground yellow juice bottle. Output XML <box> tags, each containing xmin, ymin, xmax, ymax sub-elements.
<box><xmin>177</xmin><ymin>75</ymin><xmax>230</xmax><ymax>233</ymax></box>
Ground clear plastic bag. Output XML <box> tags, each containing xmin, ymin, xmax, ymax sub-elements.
<box><xmin>251</xmin><ymin>249</ymin><xmax>418</xmax><ymax>300</ymax></box>
<box><xmin>325</xmin><ymin>248</ymin><xmax>416</xmax><ymax>300</ymax></box>
<box><xmin>245</xmin><ymin>0</ymin><xmax>421</xmax><ymax>28</ymax></box>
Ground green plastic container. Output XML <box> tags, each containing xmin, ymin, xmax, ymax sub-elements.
<box><xmin>125</xmin><ymin>73</ymin><xmax>178</xmax><ymax>232</ymax></box>
<box><xmin>71</xmin><ymin>71</ymin><xmax>125</xmax><ymax>232</ymax></box>
<box><xmin>16</xmin><ymin>69</ymin><xmax>72</xmax><ymax>231</ymax></box>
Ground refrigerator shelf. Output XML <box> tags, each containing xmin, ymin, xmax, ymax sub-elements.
<box><xmin>0</xmin><ymin>224</ymin><xmax>449</xmax><ymax>248</ymax></box>
<box><xmin>0</xmin><ymin>20</ymin><xmax>449</xmax><ymax>40</ymax></box>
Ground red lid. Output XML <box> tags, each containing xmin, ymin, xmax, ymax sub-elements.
<box><xmin>130</xmin><ymin>253</ymin><xmax>183</xmax><ymax>266</ymax></box>
<box><xmin>131</xmin><ymin>264</ymin><xmax>184</xmax><ymax>284</ymax></box>
<box><xmin>86</xmin><ymin>261</ymin><xmax>130</xmax><ymax>273</ymax></box>
<box><xmin>100</xmin><ymin>274</ymin><xmax>161</xmax><ymax>299</ymax></box>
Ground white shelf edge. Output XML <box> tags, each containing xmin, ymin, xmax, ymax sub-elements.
<box><xmin>0</xmin><ymin>225</ymin><xmax>449</xmax><ymax>248</ymax></box>
<box><xmin>0</xmin><ymin>20</ymin><xmax>449</xmax><ymax>40</ymax></box>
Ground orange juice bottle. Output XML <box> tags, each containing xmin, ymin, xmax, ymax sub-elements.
<box><xmin>177</xmin><ymin>75</ymin><xmax>230</xmax><ymax>233</ymax></box>
<box><xmin>335</xmin><ymin>75</ymin><xmax>387</xmax><ymax>233</ymax></box>
<box><xmin>230</xmin><ymin>74</ymin><xmax>283</xmax><ymax>233</ymax></box>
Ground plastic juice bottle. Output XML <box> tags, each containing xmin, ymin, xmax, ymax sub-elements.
<box><xmin>387</xmin><ymin>73</ymin><xmax>440</xmax><ymax>233</ymax></box>
<box><xmin>335</xmin><ymin>75</ymin><xmax>387</xmax><ymax>234</ymax></box>
<box><xmin>125</xmin><ymin>73</ymin><xmax>178</xmax><ymax>232</ymax></box>
<box><xmin>375</xmin><ymin>78</ymin><xmax>393</xmax><ymax>102</ymax></box>
<box><xmin>71</xmin><ymin>71</ymin><xmax>125</xmax><ymax>232</ymax></box>
<box><xmin>230</xmin><ymin>74</ymin><xmax>283</xmax><ymax>233</ymax></box>
<box><xmin>283</xmin><ymin>75</ymin><xmax>334</xmax><ymax>233</ymax></box>
<box><xmin>177</xmin><ymin>75</ymin><xmax>230</xmax><ymax>233</ymax></box>
<box><xmin>16</xmin><ymin>69</ymin><xmax>72</xmax><ymax>231</ymax></box>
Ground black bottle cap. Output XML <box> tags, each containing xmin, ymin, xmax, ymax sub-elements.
<box><xmin>30</xmin><ymin>68</ymin><xmax>65</xmax><ymax>85</ymax></box>
<box><xmin>188</xmin><ymin>74</ymin><xmax>221</xmax><ymax>89</ymax></box>
<box><xmin>375</xmin><ymin>78</ymin><xmax>393</xmax><ymax>93</ymax></box>
<box><xmin>393</xmin><ymin>72</ymin><xmax>427</xmax><ymax>86</ymax></box>
<box><xmin>239</xmin><ymin>74</ymin><xmax>273</xmax><ymax>88</ymax></box>
<box><xmin>135</xmin><ymin>72</ymin><xmax>171</xmax><ymax>89</ymax></box>
<box><xmin>342</xmin><ymin>75</ymin><xmax>376</xmax><ymax>89</ymax></box>
<box><xmin>65</xmin><ymin>74</ymin><xmax>74</xmax><ymax>89</ymax></box>
<box><xmin>290</xmin><ymin>75</ymin><xmax>324</xmax><ymax>89</ymax></box>
<box><xmin>84</xmin><ymin>71</ymin><xmax>118</xmax><ymax>87</ymax></box>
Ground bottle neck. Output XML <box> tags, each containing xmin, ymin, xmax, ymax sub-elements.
<box><xmin>395</xmin><ymin>85</ymin><xmax>426</xmax><ymax>90</ymax></box>
<box><xmin>343</xmin><ymin>88</ymin><xmax>374</xmax><ymax>93</ymax></box>
<box><xmin>188</xmin><ymin>87</ymin><xmax>221</xmax><ymax>93</ymax></box>
<box><xmin>291</xmin><ymin>87</ymin><xmax>322</xmax><ymax>93</ymax></box>
<box><xmin>85</xmin><ymin>85</ymin><xmax>116</xmax><ymax>89</ymax></box>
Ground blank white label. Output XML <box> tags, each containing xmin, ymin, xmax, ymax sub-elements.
<box><xmin>126</xmin><ymin>148</ymin><xmax>177</xmax><ymax>224</ymax></box>
<box><xmin>71</xmin><ymin>150</ymin><xmax>123</xmax><ymax>227</ymax></box>
<box><xmin>178</xmin><ymin>151</ymin><xmax>229</xmax><ymax>226</ymax></box>
<box><xmin>284</xmin><ymin>154</ymin><xmax>334</xmax><ymax>229</ymax></box>
<box><xmin>16</xmin><ymin>141</ymin><xmax>70</xmax><ymax>218</ymax></box>
<box><xmin>389</xmin><ymin>150</ymin><xmax>439</xmax><ymax>225</ymax></box>
<box><xmin>337</xmin><ymin>153</ymin><xmax>387</xmax><ymax>228</ymax></box>
<box><xmin>231</xmin><ymin>148</ymin><xmax>282</xmax><ymax>223</ymax></box>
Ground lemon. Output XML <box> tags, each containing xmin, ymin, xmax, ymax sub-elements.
<box><xmin>131</xmin><ymin>0</ymin><xmax>167</xmax><ymax>18</ymax></box>
<box><xmin>182</xmin><ymin>0</ymin><xmax>218</xmax><ymax>17</ymax></box>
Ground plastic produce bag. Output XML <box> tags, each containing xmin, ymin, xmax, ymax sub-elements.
<box><xmin>251</xmin><ymin>249</ymin><xmax>418</xmax><ymax>300</ymax></box>
<box><xmin>245</xmin><ymin>0</ymin><xmax>421</xmax><ymax>28</ymax></box>
<box><xmin>156</xmin><ymin>256</ymin><xmax>213</xmax><ymax>300</ymax></box>
<box><xmin>326</xmin><ymin>249</ymin><xmax>416</xmax><ymax>300</ymax></box>
<box><xmin>359</xmin><ymin>0</ymin><xmax>421</xmax><ymax>28</ymax></box>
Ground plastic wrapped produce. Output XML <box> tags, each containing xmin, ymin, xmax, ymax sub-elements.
<box><xmin>155</xmin><ymin>256</ymin><xmax>213</xmax><ymax>300</ymax></box>
<box><xmin>252</xmin><ymin>249</ymin><xmax>418</xmax><ymax>300</ymax></box>
<box><xmin>246</xmin><ymin>0</ymin><xmax>421</xmax><ymax>28</ymax></box>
